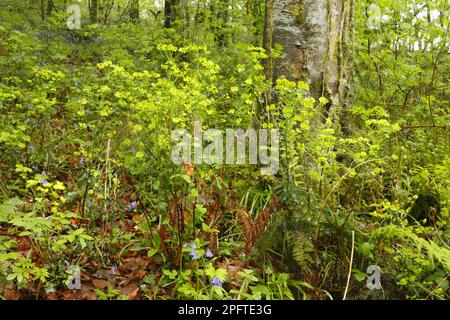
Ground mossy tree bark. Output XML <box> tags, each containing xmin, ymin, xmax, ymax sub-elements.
<box><xmin>267</xmin><ymin>0</ymin><xmax>354</xmax><ymax>124</ymax></box>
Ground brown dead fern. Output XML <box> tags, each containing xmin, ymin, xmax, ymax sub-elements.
<box><xmin>236</xmin><ymin>196</ymin><xmax>280</xmax><ymax>253</ymax></box>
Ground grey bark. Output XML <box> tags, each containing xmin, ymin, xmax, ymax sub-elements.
<box><xmin>269</xmin><ymin>0</ymin><xmax>354</xmax><ymax>122</ymax></box>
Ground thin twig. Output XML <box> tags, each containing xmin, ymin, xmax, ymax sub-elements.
<box><xmin>104</xmin><ymin>139</ymin><xmax>111</xmax><ymax>224</ymax></box>
<box><xmin>343</xmin><ymin>230</ymin><xmax>355</xmax><ymax>300</ymax></box>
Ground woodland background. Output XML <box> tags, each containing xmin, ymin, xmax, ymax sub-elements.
<box><xmin>0</xmin><ymin>0</ymin><xmax>449</xmax><ymax>300</ymax></box>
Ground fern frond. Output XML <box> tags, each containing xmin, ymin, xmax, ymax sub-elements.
<box><xmin>371</xmin><ymin>225</ymin><xmax>450</xmax><ymax>271</ymax></box>
<box><xmin>289</xmin><ymin>231</ymin><xmax>314</xmax><ymax>270</ymax></box>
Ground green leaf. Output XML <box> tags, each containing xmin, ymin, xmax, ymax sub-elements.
<box><xmin>353</xmin><ymin>269</ymin><xmax>367</xmax><ymax>282</ymax></box>
<box><xmin>202</xmin><ymin>222</ymin><xmax>219</xmax><ymax>233</ymax></box>
<box><xmin>6</xmin><ymin>273</ymin><xmax>17</xmax><ymax>281</ymax></box>
<box><xmin>251</xmin><ymin>285</ymin><xmax>271</xmax><ymax>297</ymax></box>
<box><xmin>147</xmin><ymin>248</ymin><xmax>159</xmax><ymax>257</ymax></box>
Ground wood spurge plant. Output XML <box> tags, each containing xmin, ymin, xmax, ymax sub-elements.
<box><xmin>0</xmin><ymin>0</ymin><xmax>449</xmax><ymax>301</ymax></box>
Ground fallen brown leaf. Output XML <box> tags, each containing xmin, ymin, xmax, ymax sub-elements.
<box><xmin>127</xmin><ymin>287</ymin><xmax>139</xmax><ymax>300</ymax></box>
<box><xmin>92</xmin><ymin>279</ymin><xmax>111</xmax><ymax>289</ymax></box>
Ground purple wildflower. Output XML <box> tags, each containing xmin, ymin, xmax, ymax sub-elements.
<box><xmin>211</xmin><ymin>276</ymin><xmax>222</xmax><ymax>287</ymax></box>
<box><xmin>28</xmin><ymin>144</ymin><xmax>35</xmax><ymax>152</ymax></box>
<box><xmin>192</xmin><ymin>252</ymin><xmax>199</xmax><ymax>260</ymax></box>
<box><xmin>206</xmin><ymin>249</ymin><xmax>213</xmax><ymax>259</ymax></box>
<box><xmin>40</xmin><ymin>179</ymin><xmax>49</xmax><ymax>185</ymax></box>
<box><xmin>189</xmin><ymin>243</ymin><xmax>196</xmax><ymax>256</ymax></box>
<box><xmin>110</xmin><ymin>265</ymin><xmax>117</xmax><ymax>276</ymax></box>
<box><xmin>126</xmin><ymin>200</ymin><xmax>137</xmax><ymax>211</ymax></box>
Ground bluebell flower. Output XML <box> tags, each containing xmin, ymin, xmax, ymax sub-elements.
<box><xmin>189</xmin><ymin>243</ymin><xmax>196</xmax><ymax>256</ymax></box>
<box><xmin>126</xmin><ymin>201</ymin><xmax>137</xmax><ymax>211</ymax></box>
<box><xmin>192</xmin><ymin>252</ymin><xmax>199</xmax><ymax>260</ymax></box>
<box><xmin>211</xmin><ymin>276</ymin><xmax>222</xmax><ymax>287</ymax></box>
<box><xmin>110</xmin><ymin>265</ymin><xmax>117</xmax><ymax>276</ymax></box>
<box><xmin>206</xmin><ymin>249</ymin><xmax>213</xmax><ymax>259</ymax></box>
<box><xmin>41</xmin><ymin>170</ymin><xmax>46</xmax><ymax>176</ymax></box>
<box><xmin>28</xmin><ymin>144</ymin><xmax>35</xmax><ymax>152</ymax></box>
<box><xmin>40</xmin><ymin>179</ymin><xmax>49</xmax><ymax>185</ymax></box>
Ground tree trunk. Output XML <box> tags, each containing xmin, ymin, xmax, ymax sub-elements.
<box><xmin>40</xmin><ymin>0</ymin><xmax>45</xmax><ymax>21</ymax></box>
<box><xmin>215</xmin><ymin>0</ymin><xmax>229</xmax><ymax>49</ymax></box>
<box><xmin>47</xmin><ymin>0</ymin><xmax>53</xmax><ymax>16</ymax></box>
<box><xmin>263</xmin><ymin>0</ymin><xmax>274</xmax><ymax>104</ymax></box>
<box><xmin>130</xmin><ymin>0</ymin><xmax>140</xmax><ymax>23</ymax></box>
<box><xmin>164</xmin><ymin>0</ymin><xmax>178</xmax><ymax>28</ymax></box>
<box><xmin>267</xmin><ymin>0</ymin><xmax>354</xmax><ymax>123</ymax></box>
<box><xmin>90</xmin><ymin>0</ymin><xmax>98</xmax><ymax>23</ymax></box>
